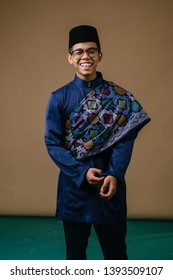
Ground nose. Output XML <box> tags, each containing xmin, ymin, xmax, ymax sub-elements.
<box><xmin>81</xmin><ymin>50</ymin><xmax>90</xmax><ymax>58</ymax></box>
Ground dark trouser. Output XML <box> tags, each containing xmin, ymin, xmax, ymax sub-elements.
<box><xmin>63</xmin><ymin>220</ymin><xmax>128</xmax><ymax>260</ymax></box>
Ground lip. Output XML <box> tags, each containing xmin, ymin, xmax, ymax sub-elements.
<box><xmin>79</xmin><ymin>62</ymin><xmax>93</xmax><ymax>67</ymax></box>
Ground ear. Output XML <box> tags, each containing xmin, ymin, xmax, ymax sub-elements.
<box><xmin>98</xmin><ymin>52</ymin><xmax>103</xmax><ymax>62</ymax></box>
<box><xmin>67</xmin><ymin>53</ymin><xmax>73</xmax><ymax>65</ymax></box>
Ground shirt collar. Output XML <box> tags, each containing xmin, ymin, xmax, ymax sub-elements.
<box><xmin>74</xmin><ymin>72</ymin><xmax>104</xmax><ymax>89</ymax></box>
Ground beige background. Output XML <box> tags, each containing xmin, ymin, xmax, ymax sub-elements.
<box><xmin>0</xmin><ymin>0</ymin><xmax>172</xmax><ymax>218</ymax></box>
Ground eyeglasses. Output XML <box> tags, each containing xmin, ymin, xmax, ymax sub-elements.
<box><xmin>70</xmin><ymin>48</ymin><xmax>100</xmax><ymax>59</ymax></box>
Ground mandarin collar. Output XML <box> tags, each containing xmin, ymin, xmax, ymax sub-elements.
<box><xmin>74</xmin><ymin>72</ymin><xmax>104</xmax><ymax>88</ymax></box>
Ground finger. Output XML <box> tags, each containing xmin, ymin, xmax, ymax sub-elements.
<box><xmin>100</xmin><ymin>185</ymin><xmax>116</xmax><ymax>200</ymax></box>
<box><xmin>93</xmin><ymin>176</ymin><xmax>105</xmax><ymax>182</ymax></box>
<box><xmin>100</xmin><ymin>191</ymin><xmax>113</xmax><ymax>200</ymax></box>
<box><xmin>93</xmin><ymin>168</ymin><xmax>102</xmax><ymax>174</ymax></box>
<box><xmin>90</xmin><ymin>168</ymin><xmax>102</xmax><ymax>175</ymax></box>
<box><xmin>100</xmin><ymin>180</ymin><xmax>108</xmax><ymax>193</ymax></box>
<box><xmin>90</xmin><ymin>172</ymin><xmax>104</xmax><ymax>184</ymax></box>
<box><xmin>89</xmin><ymin>176</ymin><xmax>104</xmax><ymax>185</ymax></box>
<box><xmin>100</xmin><ymin>188</ymin><xmax>111</xmax><ymax>198</ymax></box>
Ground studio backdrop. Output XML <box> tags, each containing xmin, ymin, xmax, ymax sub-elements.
<box><xmin>0</xmin><ymin>0</ymin><xmax>172</xmax><ymax>218</ymax></box>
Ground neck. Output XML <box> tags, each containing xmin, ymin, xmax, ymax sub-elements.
<box><xmin>76</xmin><ymin>72</ymin><xmax>97</xmax><ymax>82</ymax></box>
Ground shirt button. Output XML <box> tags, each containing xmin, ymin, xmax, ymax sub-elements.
<box><xmin>88</xmin><ymin>82</ymin><xmax>91</xmax><ymax>87</ymax></box>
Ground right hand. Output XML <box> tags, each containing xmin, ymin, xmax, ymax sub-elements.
<box><xmin>86</xmin><ymin>168</ymin><xmax>104</xmax><ymax>186</ymax></box>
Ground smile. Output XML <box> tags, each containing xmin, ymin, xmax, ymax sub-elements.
<box><xmin>80</xmin><ymin>63</ymin><xmax>93</xmax><ymax>67</ymax></box>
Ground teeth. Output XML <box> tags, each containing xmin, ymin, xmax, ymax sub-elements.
<box><xmin>80</xmin><ymin>63</ymin><xmax>92</xmax><ymax>67</ymax></box>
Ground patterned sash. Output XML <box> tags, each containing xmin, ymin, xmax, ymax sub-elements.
<box><xmin>65</xmin><ymin>82</ymin><xmax>150</xmax><ymax>159</ymax></box>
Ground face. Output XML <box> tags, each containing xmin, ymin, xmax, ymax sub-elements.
<box><xmin>67</xmin><ymin>42</ymin><xmax>102</xmax><ymax>81</ymax></box>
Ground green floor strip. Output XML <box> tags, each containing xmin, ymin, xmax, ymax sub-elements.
<box><xmin>0</xmin><ymin>217</ymin><xmax>172</xmax><ymax>260</ymax></box>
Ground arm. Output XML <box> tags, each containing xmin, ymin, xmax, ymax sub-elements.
<box><xmin>107</xmin><ymin>133</ymin><xmax>136</xmax><ymax>182</ymax></box>
<box><xmin>100</xmin><ymin>130</ymin><xmax>137</xmax><ymax>199</ymax></box>
<box><xmin>44</xmin><ymin>93</ymin><xmax>90</xmax><ymax>188</ymax></box>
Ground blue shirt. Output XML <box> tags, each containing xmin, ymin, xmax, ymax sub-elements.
<box><xmin>45</xmin><ymin>72</ymin><xmax>137</xmax><ymax>223</ymax></box>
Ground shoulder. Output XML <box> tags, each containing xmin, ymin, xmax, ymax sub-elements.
<box><xmin>47</xmin><ymin>80</ymin><xmax>75</xmax><ymax>107</ymax></box>
<box><xmin>52</xmin><ymin>80</ymin><xmax>74</xmax><ymax>98</ymax></box>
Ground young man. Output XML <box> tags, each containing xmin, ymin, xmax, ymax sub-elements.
<box><xmin>45</xmin><ymin>25</ymin><xmax>150</xmax><ymax>260</ymax></box>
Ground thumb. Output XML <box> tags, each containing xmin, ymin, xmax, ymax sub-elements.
<box><xmin>93</xmin><ymin>168</ymin><xmax>102</xmax><ymax>174</ymax></box>
<box><xmin>100</xmin><ymin>178</ymin><xmax>109</xmax><ymax>194</ymax></box>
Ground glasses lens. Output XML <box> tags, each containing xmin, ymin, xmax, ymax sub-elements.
<box><xmin>72</xmin><ymin>49</ymin><xmax>83</xmax><ymax>57</ymax></box>
<box><xmin>87</xmin><ymin>48</ymin><xmax>98</xmax><ymax>56</ymax></box>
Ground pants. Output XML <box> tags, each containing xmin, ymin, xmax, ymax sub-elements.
<box><xmin>63</xmin><ymin>220</ymin><xmax>128</xmax><ymax>260</ymax></box>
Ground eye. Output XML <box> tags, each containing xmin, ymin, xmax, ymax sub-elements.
<box><xmin>87</xmin><ymin>48</ymin><xmax>96</xmax><ymax>54</ymax></box>
<box><xmin>73</xmin><ymin>49</ymin><xmax>83</xmax><ymax>55</ymax></box>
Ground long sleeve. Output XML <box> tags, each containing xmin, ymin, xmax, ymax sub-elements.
<box><xmin>106</xmin><ymin>130</ymin><xmax>137</xmax><ymax>182</ymax></box>
<box><xmin>45</xmin><ymin>92</ymin><xmax>90</xmax><ymax>188</ymax></box>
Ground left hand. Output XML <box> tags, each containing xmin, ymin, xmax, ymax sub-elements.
<box><xmin>100</xmin><ymin>176</ymin><xmax>117</xmax><ymax>200</ymax></box>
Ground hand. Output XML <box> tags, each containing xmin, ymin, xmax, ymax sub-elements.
<box><xmin>100</xmin><ymin>176</ymin><xmax>117</xmax><ymax>200</ymax></box>
<box><xmin>86</xmin><ymin>168</ymin><xmax>104</xmax><ymax>186</ymax></box>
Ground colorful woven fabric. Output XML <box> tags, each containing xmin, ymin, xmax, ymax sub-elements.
<box><xmin>65</xmin><ymin>82</ymin><xmax>150</xmax><ymax>159</ymax></box>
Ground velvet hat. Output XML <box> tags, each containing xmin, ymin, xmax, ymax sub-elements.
<box><xmin>69</xmin><ymin>25</ymin><xmax>101</xmax><ymax>50</ymax></box>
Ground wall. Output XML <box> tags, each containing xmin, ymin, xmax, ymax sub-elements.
<box><xmin>0</xmin><ymin>0</ymin><xmax>172</xmax><ymax>218</ymax></box>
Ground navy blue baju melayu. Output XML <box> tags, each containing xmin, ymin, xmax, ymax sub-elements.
<box><xmin>45</xmin><ymin>72</ymin><xmax>141</xmax><ymax>224</ymax></box>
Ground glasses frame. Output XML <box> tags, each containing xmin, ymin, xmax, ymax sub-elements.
<box><xmin>70</xmin><ymin>47</ymin><xmax>100</xmax><ymax>58</ymax></box>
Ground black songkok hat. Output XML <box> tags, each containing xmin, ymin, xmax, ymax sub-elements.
<box><xmin>69</xmin><ymin>25</ymin><xmax>101</xmax><ymax>50</ymax></box>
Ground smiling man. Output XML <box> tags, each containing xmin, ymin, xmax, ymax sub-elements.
<box><xmin>45</xmin><ymin>25</ymin><xmax>150</xmax><ymax>260</ymax></box>
<box><xmin>68</xmin><ymin>42</ymin><xmax>102</xmax><ymax>81</ymax></box>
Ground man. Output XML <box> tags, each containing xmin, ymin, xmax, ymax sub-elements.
<box><xmin>45</xmin><ymin>25</ymin><xmax>150</xmax><ymax>260</ymax></box>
